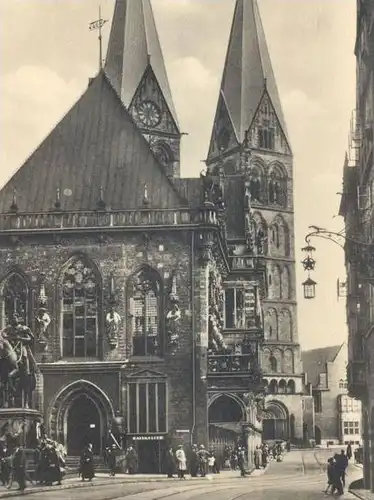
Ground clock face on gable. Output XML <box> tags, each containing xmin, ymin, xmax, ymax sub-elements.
<box><xmin>134</xmin><ymin>100</ymin><xmax>161</xmax><ymax>128</ymax></box>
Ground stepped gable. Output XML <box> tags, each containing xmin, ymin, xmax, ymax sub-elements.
<box><xmin>0</xmin><ymin>72</ymin><xmax>185</xmax><ymax>213</ymax></box>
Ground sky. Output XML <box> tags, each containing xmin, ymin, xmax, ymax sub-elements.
<box><xmin>0</xmin><ymin>0</ymin><xmax>356</xmax><ymax>351</ymax></box>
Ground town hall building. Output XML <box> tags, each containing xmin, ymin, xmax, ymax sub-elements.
<box><xmin>0</xmin><ymin>0</ymin><xmax>314</xmax><ymax>471</ymax></box>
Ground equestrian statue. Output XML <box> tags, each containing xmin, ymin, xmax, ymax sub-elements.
<box><xmin>0</xmin><ymin>313</ymin><xmax>37</xmax><ymax>409</ymax></box>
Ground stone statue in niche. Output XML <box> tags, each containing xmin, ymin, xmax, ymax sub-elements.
<box><xmin>35</xmin><ymin>279</ymin><xmax>51</xmax><ymax>350</ymax></box>
<box><xmin>105</xmin><ymin>306</ymin><xmax>121</xmax><ymax>349</ymax></box>
<box><xmin>166</xmin><ymin>274</ymin><xmax>181</xmax><ymax>354</ymax></box>
<box><xmin>35</xmin><ymin>307</ymin><xmax>51</xmax><ymax>346</ymax></box>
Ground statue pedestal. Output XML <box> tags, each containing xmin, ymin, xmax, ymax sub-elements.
<box><xmin>0</xmin><ymin>408</ymin><xmax>42</xmax><ymax>449</ymax></box>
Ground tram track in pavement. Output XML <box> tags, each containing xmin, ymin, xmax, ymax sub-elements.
<box><xmin>300</xmin><ymin>450</ymin><xmax>326</xmax><ymax>475</ymax></box>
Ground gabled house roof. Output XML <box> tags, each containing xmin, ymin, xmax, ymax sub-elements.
<box><xmin>301</xmin><ymin>344</ymin><xmax>344</xmax><ymax>388</ymax></box>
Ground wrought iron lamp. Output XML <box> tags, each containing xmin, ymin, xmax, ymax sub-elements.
<box><xmin>301</xmin><ymin>225</ymin><xmax>374</xmax><ymax>299</ymax></box>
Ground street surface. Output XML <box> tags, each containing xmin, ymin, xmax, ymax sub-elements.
<box><xmin>0</xmin><ymin>449</ymin><xmax>362</xmax><ymax>499</ymax></box>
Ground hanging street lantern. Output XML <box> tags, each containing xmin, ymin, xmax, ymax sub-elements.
<box><xmin>302</xmin><ymin>276</ymin><xmax>317</xmax><ymax>300</ymax></box>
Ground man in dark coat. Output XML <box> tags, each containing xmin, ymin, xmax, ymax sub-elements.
<box><xmin>80</xmin><ymin>443</ymin><xmax>94</xmax><ymax>481</ymax></box>
<box><xmin>189</xmin><ymin>445</ymin><xmax>198</xmax><ymax>477</ymax></box>
<box><xmin>12</xmin><ymin>445</ymin><xmax>27</xmax><ymax>492</ymax></box>
<box><xmin>336</xmin><ymin>450</ymin><xmax>349</xmax><ymax>488</ymax></box>
<box><xmin>164</xmin><ymin>447</ymin><xmax>175</xmax><ymax>478</ymax></box>
<box><xmin>331</xmin><ymin>456</ymin><xmax>344</xmax><ymax>495</ymax></box>
<box><xmin>105</xmin><ymin>445</ymin><xmax>117</xmax><ymax>477</ymax></box>
<box><xmin>346</xmin><ymin>443</ymin><xmax>352</xmax><ymax>460</ymax></box>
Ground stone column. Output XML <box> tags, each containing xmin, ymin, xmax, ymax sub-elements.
<box><xmin>193</xmin><ymin>259</ymin><xmax>209</xmax><ymax>447</ymax></box>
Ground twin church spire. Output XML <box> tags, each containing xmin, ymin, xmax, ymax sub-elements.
<box><xmin>104</xmin><ymin>0</ymin><xmax>289</xmax><ymax>174</ymax></box>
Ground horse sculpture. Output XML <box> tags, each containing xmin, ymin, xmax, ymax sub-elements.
<box><xmin>0</xmin><ymin>328</ymin><xmax>36</xmax><ymax>409</ymax></box>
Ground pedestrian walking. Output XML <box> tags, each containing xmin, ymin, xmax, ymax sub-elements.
<box><xmin>165</xmin><ymin>447</ymin><xmax>175</xmax><ymax>478</ymax></box>
<box><xmin>238</xmin><ymin>447</ymin><xmax>246</xmax><ymax>477</ymax></box>
<box><xmin>261</xmin><ymin>445</ymin><xmax>268</xmax><ymax>468</ymax></box>
<box><xmin>197</xmin><ymin>445</ymin><xmax>209</xmax><ymax>477</ymax></box>
<box><xmin>336</xmin><ymin>450</ymin><xmax>348</xmax><ymax>489</ymax></box>
<box><xmin>330</xmin><ymin>456</ymin><xmax>343</xmax><ymax>496</ymax></box>
<box><xmin>324</xmin><ymin>458</ymin><xmax>334</xmax><ymax>494</ymax></box>
<box><xmin>125</xmin><ymin>445</ymin><xmax>138</xmax><ymax>474</ymax></box>
<box><xmin>346</xmin><ymin>443</ymin><xmax>352</xmax><ymax>461</ymax></box>
<box><xmin>12</xmin><ymin>444</ymin><xmax>27</xmax><ymax>492</ymax></box>
<box><xmin>189</xmin><ymin>445</ymin><xmax>198</xmax><ymax>477</ymax></box>
<box><xmin>79</xmin><ymin>443</ymin><xmax>95</xmax><ymax>481</ymax></box>
<box><xmin>105</xmin><ymin>445</ymin><xmax>117</xmax><ymax>477</ymax></box>
<box><xmin>175</xmin><ymin>445</ymin><xmax>187</xmax><ymax>479</ymax></box>
<box><xmin>254</xmin><ymin>446</ymin><xmax>262</xmax><ymax>469</ymax></box>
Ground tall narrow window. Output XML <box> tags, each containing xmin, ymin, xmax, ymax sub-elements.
<box><xmin>1</xmin><ymin>273</ymin><xmax>29</xmax><ymax>327</ymax></box>
<box><xmin>129</xmin><ymin>267</ymin><xmax>162</xmax><ymax>357</ymax></box>
<box><xmin>127</xmin><ymin>381</ymin><xmax>167</xmax><ymax>434</ymax></box>
<box><xmin>258</xmin><ymin>127</ymin><xmax>275</xmax><ymax>150</ymax></box>
<box><xmin>61</xmin><ymin>258</ymin><xmax>99</xmax><ymax>358</ymax></box>
<box><xmin>224</xmin><ymin>286</ymin><xmax>258</xmax><ymax>329</ymax></box>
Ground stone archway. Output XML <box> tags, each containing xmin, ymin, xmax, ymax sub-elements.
<box><xmin>47</xmin><ymin>380</ymin><xmax>115</xmax><ymax>455</ymax></box>
<box><xmin>263</xmin><ymin>400</ymin><xmax>289</xmax><ymax>441</ymax></box>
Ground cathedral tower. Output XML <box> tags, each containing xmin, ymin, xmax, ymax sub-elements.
<box><xmin>105</xmin><ymin>0</ymin><xmax>181</xmax><ymax>178</ymax></box>
<box><xmin>207</xmin><ymin>0</ymin><xmax>307</xmax><ymax>441</ymax></box>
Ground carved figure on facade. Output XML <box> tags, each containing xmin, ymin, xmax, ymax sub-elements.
<box><xmin>0</xmin><ymin>313</ymin><xmax>37</xmax><ymax>409</ymax></box>
<box><xmin>35</xmin><ymin>278</ymin><xmax>51</xmax><ymax>350</ymax></box>
<box><xmin>166</xmin><ymin>274</ymin><xmax>181</xmax><ymax>354</ymax></box>
<box><xmin>208</xmin><ymin>270</ymin><xmax>226</xmax><ymax>352</ymax></box>
<box><xmin>105</xmin><ymin>306</ymin><xmax>122</xmax><ymax>349</ymax></box>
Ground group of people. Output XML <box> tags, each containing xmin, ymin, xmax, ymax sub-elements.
<box><xmin>325</xmin><ymin>448</ymin><xmax>350</xmax><ymax>496</ymax></box>
<box><xmin>254</xmin><ymin>442</ymin><xmax>286</xmax><ymax>469</ymax></box>
<box><xmin>0</xmin><ymin>437</ymin><xmax>66</xmax><ymax>492</ymax></box>
<box><xmin>165</xmin><ymin>444</ymin><xmax>221</xmax><ymax>479</ymax></box>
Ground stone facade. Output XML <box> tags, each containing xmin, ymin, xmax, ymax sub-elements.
<box><xmin>339</xmin><ymin>0</ymin><xmax>374</xmax><ymax>492</ymax></box>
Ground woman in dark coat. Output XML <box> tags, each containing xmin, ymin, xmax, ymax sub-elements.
<box><xmin>80</xmin><ymin>443</ymin><xmax>95</xmax><ymax>481</ymax></box>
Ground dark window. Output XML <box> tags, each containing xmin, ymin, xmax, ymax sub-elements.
<box><xmin>258</xmin><ymin>127</ymin><xmax>275</xmax><ymax>150</ymax></box>
<box><xmin>313</xmin><ymin>392</ymin><xmax>322</xmax><ymax>413</ymax></box>
<box><xmin>2</xmin><ymin>273</ymin><xmax>28</xmax><ymax>327</ymax></box>
<box><xmin>61</xmin><ymin>259</ymin><xmax>99</xmax><ymax>358</ymax></box>
<box><xmin>224</xmin><ymin>287</ymin><xmax>258</xmax><ymax>329</ymax></box>
<box><xmin>270</xmin><ymin>356</ymin><xmax>277</xmax><ymax>372</ymax></box>
<box><xmin>129</xmin><ymin>268</ymin><xmax>162</xmax><ymax>357</ymax></box>
<box><xmin>127</xmin><ymin>382</ymin><xmax>167</xmax><ymax>434</ymax></box>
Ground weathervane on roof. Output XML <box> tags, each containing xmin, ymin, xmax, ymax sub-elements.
<box><xmin>89</xmin><ymin>6</ymin><xmax>108</xmax><ymax>72</ymax></box>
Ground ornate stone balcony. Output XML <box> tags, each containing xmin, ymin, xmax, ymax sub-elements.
<box><xmin>347</xmin><ymin>360</ymin><xmax>367</xmax><ymax>399</ymax></box>
<box><xmin>207</xmin><ymin>354</ymin><xmax>254</xmax><ymax>374</ymax></box>
<box><xmin>0</xmin><ymin>208</ymin><xmax>220</xmax><ymax>233</ymax></box>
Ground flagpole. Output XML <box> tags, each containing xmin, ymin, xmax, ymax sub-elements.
<box><xmin>99</xmin><ymin>6</ymin><xmax>103</xmax><ymax>71</ymax></box>
<box><xmin>89</xmin><ymin>7</ymin><xmax>108</xmax><ymax>73</ymax></box>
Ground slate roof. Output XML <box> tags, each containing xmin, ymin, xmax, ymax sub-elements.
<box><xmin>0</xmin><ymin>72</ymin><xmax>184</xmax><ymax>213</ymax></box>
<box><xmin>212</xmin><ymin>0</ymin><xmax>289</xmax><ymax>144</ymax></box>
<box><xmin>301</xmin><ymin>344</ymin><xmax>344</xmax><ymax>388</ymax></box>
<box><xmin>105</xmin><ymin>0</ymin><xmax>179</xmax><ymax>129</ymax></box>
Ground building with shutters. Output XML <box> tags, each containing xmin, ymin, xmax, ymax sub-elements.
<box><xmin>0</xmin><ymin>0</ymin><xmax>314</xmax><ymax>470</ymax></box>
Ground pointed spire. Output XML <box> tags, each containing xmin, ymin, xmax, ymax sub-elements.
<box><xmin>212</xmin><ymin>0</ymin><xmax>289</xmax><ymax>145</ymax></box>
<box><xmin>104</xmin><ymin>0</ymin><xmax>179</xmax><ymax>129</ymax></box>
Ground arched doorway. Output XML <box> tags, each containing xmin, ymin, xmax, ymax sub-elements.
<box><xmin>67</xmin><ymin>395</ymin><xmax>101</xmax><ymax>455</ymax></box>
<box><xmin>208</xmin><ymin>394</ymin><xmax>245</xmax><ymax>456</ymax></box>
<box><xmin>263</xmin><ymin>400</ymin><xmax>289</xmax><ymax>441</ymax></box>
<box><xmin>315</xmin><ymin>425</ymin><xmax>321</xmax><ymax>446</ymax></box>
<box><xmin>48</xmin><ymin>380</ymin><xmax>115</xmax><ymax>456</ymax></box>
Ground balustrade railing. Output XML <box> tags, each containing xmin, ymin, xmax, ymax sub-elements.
<box><xmin>207</xmin><ymin>354</ymin><xmax>254</xmax><ymax>374</ymax></box>
<box><xmin>0</xmin><ymin>208</ymin><xmax>210</xmax><ymax>232</ymax></box>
